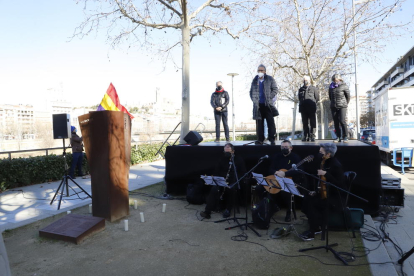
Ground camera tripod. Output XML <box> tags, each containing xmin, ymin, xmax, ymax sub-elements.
<box><xmin>50</xmin><ymin>139</ymin><xmax>91</xmax><ymax>210</ymax></box>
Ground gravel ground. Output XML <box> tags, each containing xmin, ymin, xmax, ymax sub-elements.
<box><xmin>3</xmin><ymin>184</ymin><xmax>370</xmax><ymax>276</ymax></box>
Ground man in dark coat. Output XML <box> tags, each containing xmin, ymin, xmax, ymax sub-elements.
<box><xmin>200</xmin><ymin>143</ymin><xmax>247</xmax><ymax>219</ymax></box>
<box><xmin>298</xmin><ymin>75</ymin><xmax>319</xmax><ymax>142</ymax></box>
<box><xmin>300</xmin><ymin>143</ymin><xmax>346</xmax><ymax>241</ymax></box>
<box><xmin>249</xmin><ymin>64</ymin><xmax>278</xmax><ymax>145</ymax></box>
<box><xmin>329</xmin><ymin>74</ymin><xmax>351</xmax><ymax>143</ymax></box>
<box><xmin>255</xmin><ymin>140</ymin><xmax>303</xmax><ymax>222</ymax></box>
<box><xmin>210</xmin><ymin>81</ymin><xmax>230</xmax><ymax>142</ymax></box>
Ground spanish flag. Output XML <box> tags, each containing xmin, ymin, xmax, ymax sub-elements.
<box><xmin>97</xmin><ymin>83</ymin><xmax>134</xmax><ymax>119</ymax></box>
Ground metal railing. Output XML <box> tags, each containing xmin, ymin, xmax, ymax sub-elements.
<box><xmin>0</xmin><ymin>147</ymin><xmax>70</xmax><ymax>161</ymax></box>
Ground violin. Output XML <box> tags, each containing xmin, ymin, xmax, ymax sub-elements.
<box><xmin>318</xmin><ymin>157</ymin><xmax>328</xmax><ymax>199</ymax></box>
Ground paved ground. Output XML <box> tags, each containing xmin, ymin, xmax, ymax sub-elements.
<box><xmin>0</xmin><ymin>160</ymin><xmax>166</xmax><ymax>231</ymax></box>
<box><xmin>375</xmin><ymin>164</ymin><xmax>414</xmax><ymax>275</ymax></box>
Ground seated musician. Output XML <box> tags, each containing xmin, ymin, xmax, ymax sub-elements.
<box><xmin>300</xmin><ymin>143</ymin><xmax>346</xmax><ymax>241</ymax></box>
<box><xmin>200</xmin><ymin>143</ymin><xmax>247</xmax><ymax>219</ymax></box>
<box><xmin>256</xmin><ymin>140</ymin><xmax>302</xmax><ymax>222</ymax></box>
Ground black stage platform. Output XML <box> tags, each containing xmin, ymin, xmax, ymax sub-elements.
<box><xmin>165</xmin><ymin>140</ymin><xmax>381</xmax><ymax>215</ymax></box>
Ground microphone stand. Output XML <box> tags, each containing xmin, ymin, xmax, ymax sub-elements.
<box><xmin>215</xmin><ymin>156</ymin><xmax>265</xmax><ymax>237</ymax></box>
<box><xmin>295</xmin><ymin>168</ymin><xmax>368</xmax><ymax>266</ymax></box>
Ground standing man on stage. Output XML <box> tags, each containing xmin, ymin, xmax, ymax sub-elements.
<box><xmin>200</xmin><ymin>143</ymin><xmax>246</xmax><ymax>219</ymax></box>
<box><xmin>298</xmin><ymin>76</ymin><xmax>319</xmax><ymax>142</ymax></box>
<box><xmin>300</xmin><ymin>143</ymin><xmax>346</xmax><ymax>241</ymax></box>
<box><xmin>329</xmin><ymin>74</ymin><xmax>350</xmax><ymax>143</ymax></box>
<box><xmin>211</xmin><ymin>81</ymin><xmax>230</xmax><ymax>142</ymax></box>
<box><xmin>249</xmin><ymin>64</ymin><xmax>278</xmax><ymax>145</ymax></box>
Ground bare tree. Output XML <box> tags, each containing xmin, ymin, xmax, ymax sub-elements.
<box><xmin>34</xmin><ymin>121</ymin><xmax>55</xmax><ymax>149</ymax></box>
<box><xmin>244</xmin><ymin>0</ymin><xmax>411</xmax><ymax>137</ymax></box>
<box><xmin>73</xmin><ymin>0</ymin><xmax>257</xmax><ymax>143</ymax></box>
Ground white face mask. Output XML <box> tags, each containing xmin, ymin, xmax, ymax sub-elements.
<box><xmin>258</xmin><ymin>72</ymin><xmax>264</xmax><ymax>78</ymax></box>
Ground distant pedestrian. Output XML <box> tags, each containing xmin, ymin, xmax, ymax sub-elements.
<box><xmin>211</xmin><ymin>81</ymin><xmax>230</xmax><ymax>142</ymax></box>
<box><xmin>249</xmin><ymin>64</ymin><xmax>279</xmax><ymax>145</ymax></box>
<box><xmin>69</xmin><ymin>126</ymin><xmax>84</xmax><ymax>179</ymax></box>
<box><xmin>298</xmin><ymin>76</ymin><xmax>319</xmax><ymax>142</ymax></box>
<box><xmin>329</xmin><ymin>74</ymin><xmax>350</xmax><ymax>143</ymax></box>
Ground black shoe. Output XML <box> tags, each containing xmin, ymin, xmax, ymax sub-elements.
<box><xmin>222</xmin><ymin>209</ymin><xmax>231</xmax><ymax>218</ymax></box>
<box><xmin>270</xmin><ymin>141</ymin><xmax>275</xmax><ymax>146</ymax></box>
<box><xmin>214</xmin><ymin>139</ymin><xmax>220</xmax><ymax>143</ymax></box>
<box><xmin>200</xmin><ymin>211</ymin><xmax>211</xmax><ymax>219</ymax></box>
<box><xmin>310</xmin><ymin>137</ymin><xmax>315</xmax><ymax>142</ymax></box>
<box><xmin>285</xmin><ymin>212</ymin><xmax>291</xmax><ymax>222</ymax></box>
<box><xmin>301</xmin><ymin>137</ymin><xmax>307</xmax><ymax>142</ymax></box>
<box><xmin>314</xmin><ymin>227</ymin><xmax>322</xmax><ymax>235</ymax></box>
<box><xmin>226</xmin><ymin>138</ymin><xmax>230</xmax><ymax>142</ymax></box>
<box><xmin>254</xmin><ymin>140</ymin><xmax>263</xmax><ymax>145</ymax></box>
<box><xmin>300</xmin><ymin>230</ymin><xmax>315</xmax><ymax>241</ymax></box>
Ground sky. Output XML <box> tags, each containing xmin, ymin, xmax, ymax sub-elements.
<box><xmin>1</xmin><ymin>0</ymin><xmax>414</xmax><ymax>122</ymax></box>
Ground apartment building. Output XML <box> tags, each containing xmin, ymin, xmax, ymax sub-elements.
<box><xmin>372</xmin><ymin>46</ymin><xmax>414</xmax><ymax>94</ymax></box>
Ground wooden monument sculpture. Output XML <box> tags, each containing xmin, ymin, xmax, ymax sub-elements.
<box><xmin>78</xmin><ymin>111</ymin><xmax>131</xmax><ymax>222</ymax></box>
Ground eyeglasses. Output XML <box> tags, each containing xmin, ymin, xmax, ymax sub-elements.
<box><xmin>258</xmin><ymin>70</ymin><xmax>265</xmax><ymax>72</ymax></box>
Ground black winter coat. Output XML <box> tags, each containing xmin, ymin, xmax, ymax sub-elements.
<box><xmin>298</xmin><ymin>85</ymin><xmax>319</xmax><ymax>113</ymax></box>
<box><xmin>210</xmin><ymin>90</ymin><xmax>230</xmax><ymax>112</ymax></box>
<box><xmin>214</xmin><ymin>154</ymin><xmax>246</xmax><ymax>185</ymax></box>
<box><xmin>70</xmin><ymin>133</ymin><xmax>83</xmax><ymax>153</ymax></box>
<box><xmin>309</xmin><ymin>155</ymin><xmax>346</xmax><ymax>208</ymax></box>
<box><xmin>329</xmin><ymin>83</ymin><xmax>350</xmax><ymax>109</ymax></box>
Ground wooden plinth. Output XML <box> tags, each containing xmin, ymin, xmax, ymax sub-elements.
<box><xmin>39</xmin><ymin>214</ymin><xmax>105</xmax><ymax>244</ymax></box>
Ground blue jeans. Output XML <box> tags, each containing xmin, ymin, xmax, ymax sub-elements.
<box><xmin>69</xmin><ymin>152</ymin><xmax>83</xmax><ymax>177</ymax></box>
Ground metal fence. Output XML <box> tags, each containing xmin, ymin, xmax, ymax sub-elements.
<box><xmin>0</xmin><ymin>147</ymin><xmax>69</xmax><ymax>161</ymax></box>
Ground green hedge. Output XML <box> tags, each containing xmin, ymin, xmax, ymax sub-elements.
<box><xmin>0</xmin><ymin>144</ymin><xmax>166</xmax><ymax>191</ymax></box>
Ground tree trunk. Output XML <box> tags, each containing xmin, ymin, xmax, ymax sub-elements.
<box><xmin>180</xmin><ymin>9</ymin><xmax>190</xmax><ymax>144</ymax></box>
<box><xmin>291</xmin><ymin>102</ymin><xmax>297</xmax><ymax>139</ymax></box>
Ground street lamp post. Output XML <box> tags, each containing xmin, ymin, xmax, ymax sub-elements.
<box><xmin>227</xmin><ymin>73</ymin><xmax>239</xmax><ymax>142</ymax></box>
<box><xmin>352</xmin><ymin>0</ymin><xmax>374</xmax><ymax>139</ymax></box>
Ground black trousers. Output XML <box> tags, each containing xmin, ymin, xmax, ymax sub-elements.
<box><xmin>214</xmin><ymin>111</ymin><xmax>229</xmax><ymax>140</ymax></box>
<box><xmin>302</xmin><ymin>195</ymin><xmax>343</xmax><ymax>232</ymax></box>
<box><xmin>301</xmin><ymin>110</ymin><xmax>317</xmax><ymax>138</ymax></box>
<box><xmin>302</xmin><ymin>196</ymin><xmax>327</xmax><ymax>232</ymax></box>
<box><xmin>331</xmin><ymin>107</ymin><xmax>348</xmax><ymax>139</ymax></box>
<box><xmin>256</xmin><ymin>185</ymin><xmax>291</xmax><ymax>214</ymax></box>
<box><xmin>205</xmin><ymin>185</ymin><xmax>236</xmax><ymax>214</ymax></box>
<box><xmin>257</xmin><ymin>103</ymin><xmax>275</xmax><ymax>142</ymax></box>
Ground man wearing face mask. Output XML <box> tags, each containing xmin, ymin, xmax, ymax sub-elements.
<box><xmin>211</xmin><ymin>81</ymin><xmax>230</xmax><ymax>142</ymax></box>
<box><xmin>329</xmin><ymin>74</ymin><xmax>350</xmax><ymax>143</ymax></box>
<box><xmin>249</xmin><ymin>64</ymin><xmax>278</xmax><ymax>145</ymax></box>
<box><xmin>300</xmin><ymin>143</ymin><xmax>345</xmax><ymax>241</ymax></box>
<box><xmin>256</xmin><ymin>140</ymin><xmax>302</xmax><ymax>222</ymax></box>
<box><xmin>298</xmin><ymin>76</ymin><xmax>319</xmax><ymax>142</ymax></box>
<box><xmin>200</xmin><ymin>143</ymin><xmax>246</xmax><ymax>219</ymax></box>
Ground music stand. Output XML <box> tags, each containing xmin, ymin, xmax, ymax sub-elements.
<box><xmin>215</xmin><ymin>155</ymin><xmax>263</xmax><ymax>237</ymax></box>
<box><xmin>50</xmin><ymin>139</ymin><xmax>92</xmax><ymax>210</ymax></box>
<box><xmin>275</xmin><ymin>176</ymin><xmax>304</xmax><ymax>236</ymax></box>
<box><xmin>296</xmin><ymin>168</ymin><xmax>368</xmax><ymax>265</ymax></box>
<box><xmin>201</xmin><ymin>176</ymin><xmax>229</xmax><ymax>188</ymax></box>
